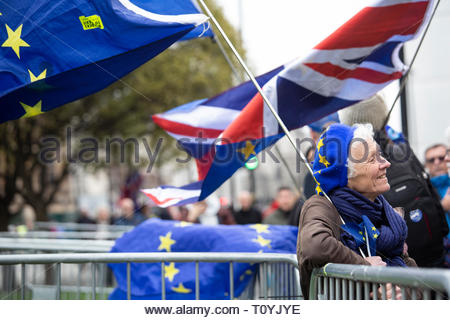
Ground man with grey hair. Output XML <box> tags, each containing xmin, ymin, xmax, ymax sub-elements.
<box><xmin>339</xmin><ymin>94</ymin><xmax>448</xmax><ymax>268</ymax></box>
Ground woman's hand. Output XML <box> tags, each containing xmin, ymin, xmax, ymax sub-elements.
<box><xmin>371</xmin><ymin>283</ymin><xmax>403</xmax><ymax>299</ymax></box>
<box><xmin>385</xmin><ymin>283</ymin><xmax>403</xmax><ymax>299</ymax></box>
<box><xmin>364</xmin><ymin>256</ymin><xmax>386</xmax><ymax>266</ymax></box>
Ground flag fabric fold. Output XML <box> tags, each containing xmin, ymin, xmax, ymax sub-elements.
<box><xmin>108</xmin><ymin>218</ymin><xmax>298</xmax><ymax>300</ymax></box>
<box><xmin>143</xmin><ymin>0</ymin><xmax>435</xmax><ymax>207</ymax></box>
<box><xmin>341</xmin><ymin>215</ymin><xmax>381</xmax><ymax>256</ymax></box>
<box><xmin>0</xmin><ymin>0</ymin><xmax>210</xmax><ymax>123</ymax></box>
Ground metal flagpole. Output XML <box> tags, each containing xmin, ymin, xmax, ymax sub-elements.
<box><xmin>212</xmin><ymin>35</ymin><xmax>302</xmax><ymax>193</ymax></box>
<box><xmin>382</xmin><ymin>0</ymin><xmax>441</xmax><ymax>128</ymax></box>
<box><xmin>364</xmin><ymin>227</ymin><xmax>372</xmax><ymax>257</ymax></box>
<box><xmin>213</xmin><ymin>35</ymin><xmax>241</xmax><ymax>83</ymax></box>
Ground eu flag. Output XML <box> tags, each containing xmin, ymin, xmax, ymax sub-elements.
<box><xmin>341</xmin><ymin>215</ymin><xmax>380</xmax><ymax>256</ymax></box>
<box><xmin>0</xmin><ymin>0</ymin><xmax>210</xmax><ymax>123</ymax></box>
<box><xmin>108</xmin><ymin>218</ymin><xmax>298</xmax><ymax>299</ymax></box>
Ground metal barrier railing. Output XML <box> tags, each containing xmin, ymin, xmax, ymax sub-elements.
<box><xmin>0</xmin><ymin>231</ymin><xmax>125</xmax><ymax>240</ymax></box>
<box><xmin>310</xmin><ymin>263</ymin><xmax>450</xmax><ymax>300</ymax></box>
<box><xmin>0</xmin><ymin>238</ymin><xmax>113</xmax><ymax>253</ymax></box>
<box><xmin>0</xmin><ymin>252</ymin><xmax>301</xmax><ymax>300</ymax></box>
<box><xmin>0</xmin><ymin>238</ymin><xmax>112</xmax><ymax>299</ymax></box>
<box><xmin>32</xmin><ymin>222</ymin><xmax>133</xmax><ymax>232</ymax></box>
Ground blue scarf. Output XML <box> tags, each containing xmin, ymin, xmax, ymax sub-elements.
<box><xmin>330</xmin><ymin>187</ymin><xmax>408</xmax><ymax>266</ymax></box>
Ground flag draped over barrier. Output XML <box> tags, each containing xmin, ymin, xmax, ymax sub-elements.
<box><xmin>0</xmin><ymin>0</ymin><xmax>210</xmax><ymax>123</ymax></box>
<box><xmin>108</xmin><ymin>218</ymin><xmax>298</xmax><ymax>299</ymax></box>
<box><xmin>143</xmin><ymin>0</ymin><xmax>435</xmax><ymax>207</ymax></box>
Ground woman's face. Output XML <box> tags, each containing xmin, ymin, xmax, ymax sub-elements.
<box><xmin>347</xmin><ymin>138</ymin><xmax>391</xmax><ymax>201</ymax></box>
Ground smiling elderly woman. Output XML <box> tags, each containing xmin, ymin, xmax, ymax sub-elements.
<box><xmin>297</xmin><ymin>123</ymin><xmax>417</xmax><ymax>299</ymax></box>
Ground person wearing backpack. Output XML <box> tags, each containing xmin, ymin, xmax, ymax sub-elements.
<box><xmin>339</xmin><ymin>94</ymin><xmax>448</xmax><ymax>267</ymax></box>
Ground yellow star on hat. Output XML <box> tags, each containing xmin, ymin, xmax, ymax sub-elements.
<box><xmin>317</xmin><ymin>138</ymin><xmax>324</xmax><ymax>153</ymax></box>
<box><xmin>318</xmin><ymin>153</ymin><xmax>330</xmax><ymax>168</ymax></box>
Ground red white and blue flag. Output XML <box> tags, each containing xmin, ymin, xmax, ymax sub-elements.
<box><xmin>143</xmin><ymin>0</ymin><xmax>435</xmax><ymax>207</ymax></box>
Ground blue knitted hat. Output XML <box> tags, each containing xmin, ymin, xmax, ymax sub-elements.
<box><xmin>312</xmin><ymin>124</ymin><xmax>356</xmax><ymax>194</ymax></box>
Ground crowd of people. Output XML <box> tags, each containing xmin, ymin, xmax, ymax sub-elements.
<box><xmin>70</xmin><ymin>184</ymin><xmax>303</xmax><ymax>229</ymax></box>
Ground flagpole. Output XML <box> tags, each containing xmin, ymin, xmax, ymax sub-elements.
<box><xmin>382</xmin><ymin>0</ymin><xmax>441</xmax><ymax>128</ymax></box>
<box><xmin>213</xmin><ymin>35</ymin><xmax>241</xmax><ymax>84</ymax></box>
<box><xmin>212</xmin><ymin>35</ymin><xmax>302</xmax><ymax>193</ymax></box>
<box><xmin>197</xmin><ymin>0</ymin><xmax>331</xmax><ymax>204</ymax></box>
<box><xmin>364</xmin><ymin>227</ymin><xmax>372</xmax><ymax>257</ymax></box>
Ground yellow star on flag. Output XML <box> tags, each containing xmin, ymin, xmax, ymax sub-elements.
<box><xmin>28</xmin><ymin>69</ymin><xmax>47</xmax><ymax>82</ymax></box>
<box><xmin>317</xmin><ymin>138</ymin><xmax>324</xmax><ymax>153</ymax></box>
<box><xmin>20</xmin><ymin>100</ymin><xmax>44</xmax><ymax>118</ymax></box>
<box><xmin>318</xmin><ymin>153</ymin><xmax>330</xmax><ymax>168</ymax></box>
<box><xmin>252</xmin><ymin>235</ymin><xmax>271</xmax><ymax>248</ymax></box>
<box><xmin>238</xmin><ymin>140</ymin><xmax>256</xmax><ymax>160</ymax></box>
<box><xmin>164</xmin><ymin>262</ymin><xmax>179</xmax><ymax>282</ymax></box>
<box><xmin>171</xmin><ymin>283</ymin><xmax>191</xmax><ymax>294</ymax></box>
<box><xmin>176</xmin><ymin>221</ymin><xmax>193</xmax><ymax>227</ymax></box>
<box><xmin>373</xmin><ymin>233</ymin><xmax>378</xmax><ymax>239</ymax></box>
<box><xmin>240</xmin><ymin>269</ymin><xmax>253</xmax><ymax>281</ymax></box>
<box><xmin>250</xmin><ymin>224</ymin><xmax>269</xmax><ymax>234</ymax></box>
<box><xmin>2</xmin><ymin>24</ymin><xmax>30</xmax><ymax>59</ymax></box>
<box><xmin>371</xmin><ymin>226</ymin><xmax>376</xmax><ymax>231</ymax></box>
<box><xmin>158</xmin><ymin>231</ymin><xmax>176</xmax><ymax>252</ymax></box>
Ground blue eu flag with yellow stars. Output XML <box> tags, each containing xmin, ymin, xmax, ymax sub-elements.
<box><xmin>341</xmin><ymin>215</ymin><xmax>380</xmax><ymax>256</ymax></box>
<box><xmin>108</xmin><ymin>218</ymin><xmax>298</xmax><ymax>299</ymax></box>
<box><xmin>0</xmin><ymin>0</ymin><xmax>211</xmax><ymax>123</ymax></box>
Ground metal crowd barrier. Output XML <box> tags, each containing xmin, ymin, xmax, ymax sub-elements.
<box><xmin>0</xmin><ymin>252</ymin><xmax>301</xmax><ymax>300</ymax></box>
<box><xmin>33</xmin><ymin>222</ymin><xmax>133</xmax><ymax>232</ymax></box>
<box><xmin>0</xmin><ymin>231</ymin><xmax>125</xmax><ymax>240</ymax></box>
<box><xmin>0</xmin><ymin>238</ymin><xmax>116</xmax><ymax>299</ymax></box>
<box><xmin>309</xmin><ymin>263</ymin><xmax>450</xmax><ymax>300</ymax></box>
<box><xmin>0</xmin><ymin>238</ymin><xmax>113</xmax><ymax>253</ymax></box>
